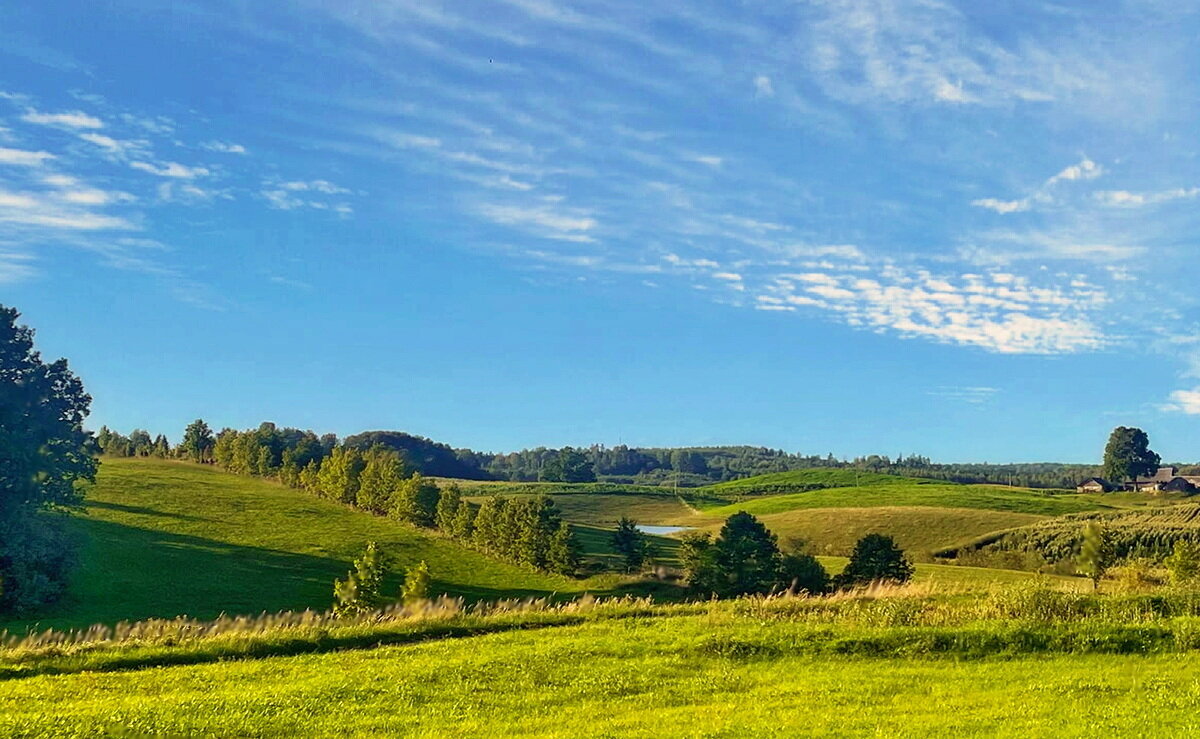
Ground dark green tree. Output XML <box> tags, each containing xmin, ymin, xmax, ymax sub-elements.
<box><xmin>547</xmin><ymin>520</ymin><xmax>582</xmax><ymax>576</ymax></box>
<box><xmin>836</xmin><ymin>533</ymin><xmax>914</xmax><ymax>587</ymax></box>
<box><xmin>180</xmin><ymin>419</ymin><xmax>215</xmax><ymax>463</ymax></box>
<box><xmin>709</xmin><ymin>511</ymin><xmax>783</xmax><ymax>596</ymax></box>
<box><xmin>610</xmin><ymin>517</ymin><xmax>648</xmax><ymax>572</ymax></box>
<box><xmin>540</xmin><ymin>447</ymin><xmax>596</xmax><ymax>483</ymax></box>
<box><xmin>1102</xmin><ymin>426</ymin><xmax>1160</xmax><ymax>489</ymax></box>
<box><xmin>778</xmin><ymin>552</ymin><xmax>829</xmax><ymax>594</ymax></box>
<box><xmin>0</xmin><ymin>306</ymin><xmax>96</xmax><ymax>612</ymax></box>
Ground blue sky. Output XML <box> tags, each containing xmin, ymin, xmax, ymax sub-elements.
<box><xmin>2</xmin><ymin>0</ymin><xmax>1198</xmax><ymax>462</ymax></box>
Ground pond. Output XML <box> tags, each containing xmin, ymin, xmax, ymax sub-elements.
<box><xmin>634</xmin><ymin>525</ymin><xmax>692</xmax><ymax>536</ymax></box>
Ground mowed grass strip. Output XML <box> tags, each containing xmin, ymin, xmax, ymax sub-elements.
<box><xmin>697</xmin><ymin>482</ymin><xmax>1108</xmax><ymax>517</ymax></box>
<box><xmin>3</xmin><ymin>613</ymin><xmax>1198</xmax><ymax>737</ymax></box>
<box><xmin>7</xmin><ymin>458</ymin><xmax>630</xmax><ymax>633</ymax></box>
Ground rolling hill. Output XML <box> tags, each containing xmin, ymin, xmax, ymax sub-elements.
<box><xmin>6</xmin><ymin>458</ymin><xmax>652</xmax><ymax>632</ymax></box>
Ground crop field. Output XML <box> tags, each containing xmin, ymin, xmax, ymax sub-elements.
<box><xmin>956</xmin><ymin>504</ymin><xmax>1200</xmax><ymax>563</ymax></box>
<box><xmin>4</xmin><ymin>584</ymin><xmax>1200</xmax><ymax>736</ymax></box>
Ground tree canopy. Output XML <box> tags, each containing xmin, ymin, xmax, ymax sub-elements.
<box><xmin>1102</xmin><ymin>426</ymin><xmax>1160</xmax><ymax>486</ymax></box>
<box><xmin>0</xmin><ymin>305</ymin><xmax>96</xmax><ymax>611</ymax></box>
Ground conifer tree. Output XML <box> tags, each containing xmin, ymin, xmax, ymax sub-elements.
<box><xmin>611</xmin><ymin>517</ymin><xmax>648</xmax><ymax>572</ymax></box>
<box><xmin>451</xmin><ymin>500</ymin><xmax>476</xmax><ymax>540</ymax></box>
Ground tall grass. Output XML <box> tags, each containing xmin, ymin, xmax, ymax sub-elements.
<box><xmin>13</xmin><ymin>582</ymin><xmax>1200</xmax><ymax>679</ymax></box>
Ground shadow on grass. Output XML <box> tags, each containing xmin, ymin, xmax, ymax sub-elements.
<box><xmin>85</xmin><ymin>500</ymin><xmax>214</xmax><ymax>523</ymax></box>
<box><xmin>2</xmin><ymin>517</ymin><xmax>685</xmax><ymax>634</ymax></box>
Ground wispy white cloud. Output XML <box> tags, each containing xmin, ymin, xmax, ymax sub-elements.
<box><xmin>201</xmin><ymin>140</ymin><xmax>247</xmax><ymax>154</ymax></box>
<box><xmin>1095</xmin><ymin>187</ymin><xmax>1200</xmax><ymax>208</ymax></box>
<box><xmin>479</xmin><ymin>202</ymin><xmax>598</xmax><ymax>241</ymax></box>
<box><xmin>130</xmin><ymin>160</ymin><xmax>210</xmax><ymax>178</ymax></box>
<box><xmin>971</xmin><ymin>197</ymin><xmax>1028</xmax><ymax>214</ymax></box>
<box><xmin>1046</xmin><ymin>158</ymin><xmax>1102</xmax><ymax>186</ymax></box>
<box><xmin>754</xmin><ymin>75</ymin><xmax>774</xmax><ymax>97</ymax></box>
<box><xmin>0</xmin><ymin>147</ymin><xmax>54</xmax><ymax>166</ymax></box>
<box><xmin>20</xmin><ymin>108</ymin><xmax>103</xmax><ymax>129</ymax></box>
<box><xmin>929</xmin><ymin>386</ymin><xmax>999</xmax><ymax>404</ymax></box>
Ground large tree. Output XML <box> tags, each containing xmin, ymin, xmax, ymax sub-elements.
<box><xmin>1102</xmin><ymin>426</ymin><xmax>1160</xmax><ymax>489</ymax></box>
<box><xmin>0</xmin><ymin>306</ymin><xmax>96</xmax><ymax>611</ymax></box>
<box><xmin>710</xmin><ymin>511</ymin><xmax>783</xmax><ymax>597</ymax></box>
<box><xmin>836</xmin><ymin>533</ymin><xmax>913</xmax><ymax>587</ymax></box>
<box><xmin>181</xmin><ymin>419</ymin><xmax>215</xmax><ymax>463</ymax></box>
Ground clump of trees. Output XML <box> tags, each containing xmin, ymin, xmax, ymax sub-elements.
<box><xmin>0</xmin><ymin>306</ymin><xmax>96</xmax><ymax>613</ymax></box>
<box><xmin>680</xmin><ymin>513</ymin><xmax>915</xmax><ymax>598</ymax></box>
<box><xmin>681</xmin><ymin>512</ymin><xmax>830</xmax><ymax>597</ymax></box>
<box><xmin>333</xmin><ymin>542</ymin><xmax>433</xmax><ymax>615</ymax></box>
<box><xmin>95</xmin><ymin>427</ymin><xmax>171</xmax><ymax>458</ymax></box>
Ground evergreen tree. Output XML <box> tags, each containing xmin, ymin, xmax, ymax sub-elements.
<box><xmin>611</xmin><ymin>517</ymin><xmax>648</xmax><ymax>572</ymax></box>
<box><xmin>836</xmin><ymin>533</ymin><xmax>913</xmax><ymax>588</ymax></box>
<box><xmin>778</xmin><ymin>552</ymin><xmax>829</xmax><ymax>594</ymax></box>
<box><xmin>710</xmin><ymin>511</ymin><xmax>783</xmax><ymax>596</ymax></box>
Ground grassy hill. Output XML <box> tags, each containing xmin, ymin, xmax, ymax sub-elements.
<box><xmin>7</xmin><ymin>458</ymin><xmax>651</xmax><ymax>632</ymax></box>
<box><xmin>696</xmin><ymin>481</ymin><xmax>1106</xmax><ymax>517</ymax></box>
<box><xmin>700</xmin><ymin>468</ymin><xmax>921</xmax><ymax>495</ymax></box>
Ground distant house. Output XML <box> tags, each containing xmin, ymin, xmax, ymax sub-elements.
<box><xmin>1133</xmin><ymin>467</ymin><xmax>1198</xmax><ymax>494</ymax></box>
<box><xmin>1076</xmin><ymin>477</ymin><xmax>1112</xmax><ymax>493</ymax></box>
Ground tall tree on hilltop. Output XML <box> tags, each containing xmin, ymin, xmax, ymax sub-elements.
<box><xmin>0</xmin><ymin>305</ymin><xmax>96</xmax><ymax>612</ymax></box>
<box><xmin>181</xmin><ymin>419</ymin><xmax>215</xmax><ymax>463</ymax></box>
<box><xmin>1102</xmin><ymin>427</ymin><xmax>1161</xmax><ymax>489</ymax></box>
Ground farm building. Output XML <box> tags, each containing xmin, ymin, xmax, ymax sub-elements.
<box><xmin>1076</xmin><ymin>477</ymin><xmax>1112</xmax><ymax>493</ymax></box>
<box><xmin>1133</xmin><ymin>467</ymin><xmax>1199</xmax><ymax>493</ymax></box>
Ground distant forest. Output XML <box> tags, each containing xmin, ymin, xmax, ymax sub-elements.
<box><xmin>96</xmin><ymin>424</ymin><xmax>1197</xmax><ymax>490</ymax></box>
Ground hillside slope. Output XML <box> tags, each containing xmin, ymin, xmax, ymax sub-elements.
<box><xmin>8</xmin><ymin>458</ymin><xmax>634</xmax><ymax>632</ymax></box>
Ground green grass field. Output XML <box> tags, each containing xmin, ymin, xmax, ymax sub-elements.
<box><xmin>710</xmin><ymin>506</ymin><xmax>1046</xmax><ymax>558</ymax></box>
<box><xmin>4</xmin><ymin>589</ymin><xmax>1198</xmax><ymax>736</ymax></box>
<box><xmin>695</xmin><ymin>482</ymin><xmax>1107</xmax><ymax>517</ymax></box>
<box><xmin>8</xmin><ymin>458</ymin><xmax>652</xmax><ymax>633</ymax></box>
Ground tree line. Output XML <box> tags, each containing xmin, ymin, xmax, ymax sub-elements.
<box><xmin>101</xmin><ymin>419</ymin><xmax>584</xmax><ymax>577</ymax></box>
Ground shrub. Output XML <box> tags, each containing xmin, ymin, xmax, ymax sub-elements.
<box><xmin>1166</xmin><ymin>540</ymin><xmax>1200</xmax><ymax>585</ymax></box>
<box><xmin>1078</xmin><ymin>522</ymin><xmax>1113</xmax><ymax>591</ymax></box>
<box><xmin>333</xmin><ymin>542</ymin><xmax>388</xmax><ymax>616</ymax></box>
<box><xmin>402</xmin><ymin>560</ymin><xmax>431</xmax><ymax>603</ymax></box>
<box><xmin>778</xmin><ymin>552</ymin><xmax>828</xmax><ymax>594</ymax></box>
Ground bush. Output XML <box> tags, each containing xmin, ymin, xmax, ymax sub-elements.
<box><xmin>333</xmin><ymin>542</ymin><xmax>388</xmax><ymax>616</ymax></box>
<box><xmin>778</xmin><ymin>552</ymin><xmax>828</xmax><ymax>594</ymax></box>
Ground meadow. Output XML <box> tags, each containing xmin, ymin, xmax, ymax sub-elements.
<box><xmin>5</xmin><ymin>584</ymin><xmax>1200</xmax><ymax>736</ymax></box>
<box><xmin>13</xmin><ymin>458</ymin><xmax>647</xmax><ymax>632</ymax></box>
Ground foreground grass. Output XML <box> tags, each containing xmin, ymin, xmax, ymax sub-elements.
<box><xmin>9</xmin><ymin>585</ymin><xmax>1200</xmax><ymax>736</ymax></box>
<box><xmin>12</xmin><ymin>458</ymin><xmax>642</xmax><ymax>633</ymax></box>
